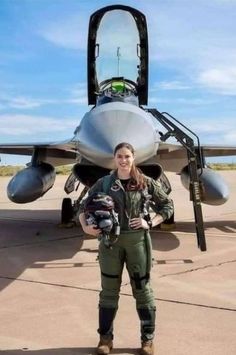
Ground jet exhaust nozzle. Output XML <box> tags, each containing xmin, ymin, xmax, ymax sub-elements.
<box><xmin>139</xmin><ymin>164</ymin><xmax>172</xmax><ymax>195</ymax></box>
<box><xmin>73</xmin><ymin>163</ymin><xmax>172</xmax><ymax>196</ymax></box>
<box><xmin>7</xmin><ymin>163</ymin><xmax>56</xmax><ymax>203</ymax></box>
<box><xmin>73</xmin><ymin>164</ymin><xmax>110</xmax><ymax>187</ymax></box>
<box><xmin>138</xmin><ymin>164</ymin><xmax>163</xmax><ymax>180</ymax></box>
<box><xmin>180</xmin><ymin>166</ymin><xmax>229</xmax><ymax>205</ymax></box>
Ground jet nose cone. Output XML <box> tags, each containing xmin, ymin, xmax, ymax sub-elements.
<box><xmin>77</xmin><ymin>102</ymin><xmax>159</xmax><ymax>168</ymax></box>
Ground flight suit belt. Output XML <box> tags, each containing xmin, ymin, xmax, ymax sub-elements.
<box><xmin>118</xmin><ymin>229</ymin><xmax>145</xmax><ymax>235</ymax></box>
<box><xmin>108</xmin><ymin>230</ymin><xmax>145</xmax><ymax>242</ymax></box>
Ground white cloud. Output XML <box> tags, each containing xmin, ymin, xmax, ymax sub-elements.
<box><xmin>68</xmin><ymin>97</ymin><xmax>88</xmax><ymax>105</ymax></box>
<box><xmin>0</xmin><ymin>87</ymin><xmax>88</xmax><ymax>110</ymax></box>
<box><xmin>0</xmin><ymin>114</ymin><xmax>78</xmax><ymax>136</ymax></box>
<box><xmin>0</xmin><ymin>93</ymin><xmax>58</xmax><ymax>110</ymax></box>
<box><xmin>38</xmin><ymin>14</ymin><xmax>87</xmax><ymax>50</ymax></box>
<box><xmin>224</xmin><ymin>132</ymin><xmax>236</xmax><ymax>142</ymax></box>
<box><xmin>214</xmin><ymin>0</ymin><xmax>236</xmax><ymax>3</ymax></box>
<box><xmin>183</xmin><ymin>118</ymin><xmax>236</xmax><ymax>144</ymax></box>
<box><xmin>141</xmin><ymin>0</ymin><xmax>236</xmax><ymax>94</ymax></box>
<box><xmin>190</xmin><ymin>121</ymin><xmax>232</xmax><ymax>133</ymax></box>
<box><xmin>0</xmin><ymin>95</ymin><xmax>47</xmax><ymax>109</ymax></box>
<box><xmin>148</xmin><ymin>96</ymin><xmax>215</xmax><ymax>106</ymax></box>
<box><xmin>157</xmin><ymin>81</ymin><xmax>191</xmax><ymax>90</ymax></box>
<box><xmin>11</xmin><ymin>97</ymin><xmax>43</xmax><ymax>109</ymax></box>
<box><xmin>198</xmin><ymin>68</ymin><xmax>236</xmax><ymax>95</ymax></box>
<box><xmin>70</xmin><ymin>83</ymin><xmax>87</xmax><ymax>96</ymax></box>
<box><xmin>146</xmin><ymin>97</ymin><xmax>170</xmax><ymax>105</ymax></box>
<box><xmin>69</xmin><ymin>83</ymin><xmax>87</xmax><ymax>102</ymax></box>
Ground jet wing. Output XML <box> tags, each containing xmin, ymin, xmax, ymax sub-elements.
<box><xmin>1</xmin><ymin>140</ymin><xmax>235</xmax><ymax>169</ymax></box>
<box><xmin>158</xmin><ymin>142</ymin><xmax>236</xmax><ymax>159</ymax></box>
<box><xmin>201</xmin><ymin>145</ymin><xmax>236</xmax><ymax>158</ymax></box>
<box><xmin>0</xmin><ymin>140</ymin><xmax>78</xmax><ymax>166</ymax></box>
<box><xmin>155</xmin><ymin>142</ymin><xmax>236</xmax><ymax>172</ymax></box>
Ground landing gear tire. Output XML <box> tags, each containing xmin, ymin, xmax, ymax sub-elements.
<box><xmin>61</xmin><ymin>198</ymin><xmax>74</xmax><ymax>224</ymax></box>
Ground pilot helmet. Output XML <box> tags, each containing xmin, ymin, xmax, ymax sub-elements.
<box><xmin>84</xmin><ymin>192</ymin><xmax>115</xmax><ymax>233</ymax></box>
<box><xmin>111</xmin><ymin>80</ymin><xmax>125</xmax><ymax>94</ymax></box>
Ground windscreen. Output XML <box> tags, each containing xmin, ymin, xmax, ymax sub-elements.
<box><xmin>96</xmin><ymin>10</ymin><xmax>140</xmax><ymax>84</ymax></box>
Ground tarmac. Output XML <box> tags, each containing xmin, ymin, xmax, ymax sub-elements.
<box><xmin>0</xmin><ymin>171</ymin><xmax>235</xmax><ymax>355</ymax></box>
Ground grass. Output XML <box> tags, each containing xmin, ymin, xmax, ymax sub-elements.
<box><xmin>0</xmin><ymin>165</ymin><xmax>73</xmax><ymax>176</ymax></box>
<box><xmin>207</xmin><ymin>163</ymin><xmax>236</xmax><ymax>170</ymax></box>
<box><xmin>0</xmin><ymin>163</ymin><xmax>235</xmax><ymax>177</ymax></box>
<box><xmin>0</xmin><ymin>165</ymin><xmax>24</xmax><ymax>176</ymax></box>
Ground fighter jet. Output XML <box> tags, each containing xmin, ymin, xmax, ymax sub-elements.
<box><xmin>0</xmin><ymin>5</ymin><xmax>236</xmax><ymax>251</ymax></box>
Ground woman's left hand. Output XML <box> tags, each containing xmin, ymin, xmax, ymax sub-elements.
<box><xmin>129</xmin><ymin>217</ymin><xmax>149</xmax><ymax>230</ymax></box>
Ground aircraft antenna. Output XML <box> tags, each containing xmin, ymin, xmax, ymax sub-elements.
<box><xmin>117</xmin><ymin>47</ymin><xmax>121</xmax><ymax>76</ymax></box>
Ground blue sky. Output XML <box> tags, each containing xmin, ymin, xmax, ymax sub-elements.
<box><xmin>0</xmin><ymin>0</ymin><xmax>236</xmax><ymax>165</ymax></box>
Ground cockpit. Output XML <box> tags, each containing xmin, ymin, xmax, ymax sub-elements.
<box><xmin>96</xmin><ymin>77</ymin><xmax>139</xmax><ymax>106</ymax></box>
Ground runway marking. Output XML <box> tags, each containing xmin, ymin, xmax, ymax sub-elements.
<box><xmin>152</xmin><ymin>230</ymin><xmax>236</xmax><ymax>238</ymax></box>
<box><xmin>177</xmin><ymin>212</ymin><xmax>236</xmax><ymax>220</ymax></box>
<box><xmin>154</xmin><ymin>259</ymin><xmax>193</xmax><ymax>265</ymax></box>
<box><xmin>31</xmin><ymin>261</ymin><xmax>98</xmax><ymax>268</ymax></box>
<box><xmin>157</xmin><ymin>259</ymin><xmax>236</xmax><ymax>278</ymax></box>
<box><xmin>0</xmin><ymin>216</ymin><xmax>57</xmax><ymax>223</ymax></box>
<box><xmin>1</xmin><ymin>217</ymin><xmax>235</xmax><ymax>237</ymax></box>
<box><xmin>155</xmin><ymin>297</ymin><xmax>236</xmax><ymax>312</ymax></box>
<box><xmin>0</xmin><ymin>234</ymin><xmax>84</xmax><ymax>250</ymax></box>
<box><xmin>0</xmin><ymin>275</ymin><xmax>235</xmax><ymax>313</ymax></box>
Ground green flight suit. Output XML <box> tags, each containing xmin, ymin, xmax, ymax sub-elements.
<box><xmin>79</xmin><ymin>172</ymin><xmax>173</xmax><ymax>340</ymax></box>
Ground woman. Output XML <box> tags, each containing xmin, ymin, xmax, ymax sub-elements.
<box><xmin>79</xmin><ymin>142</ymin><xmax>173</xmax><ymax>355</ymax></box>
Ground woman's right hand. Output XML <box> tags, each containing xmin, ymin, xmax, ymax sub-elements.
<box><xmin>83</xmin><ymin>224</ymin><xmax>102</xmax><ymax>237</ymax></box>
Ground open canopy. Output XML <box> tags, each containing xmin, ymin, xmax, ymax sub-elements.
<box><xmin>87</xmin><ymin>5</ymin><xmax>149</xmax><ymax>105</ymax></box>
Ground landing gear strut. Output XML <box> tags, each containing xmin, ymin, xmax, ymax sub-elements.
<box><xmin>60</xmin><ymin>185</ymin><xmax>89</xmax><ymax>225</ymax></box>
<box><xmin>61</xmin><ymin>198</ymin><xmax>74</xmax><ymax>224</ymax></box>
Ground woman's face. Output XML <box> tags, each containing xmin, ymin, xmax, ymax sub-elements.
<box><xmin>114</xmin><ymin>147</ymin><xmax>134</xmax><ymax>174</ymax></box>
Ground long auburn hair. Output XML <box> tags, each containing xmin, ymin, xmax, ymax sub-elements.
<box><xmin>114</xmin><ymin>142</ymin><xmax>146</xmax><ymax>189</ymax></box>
